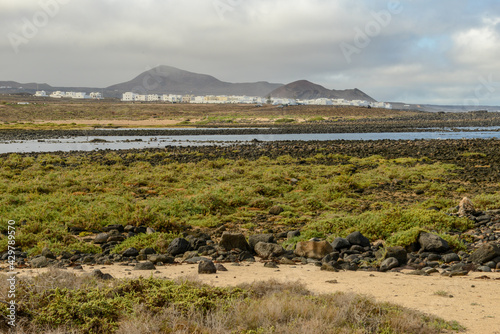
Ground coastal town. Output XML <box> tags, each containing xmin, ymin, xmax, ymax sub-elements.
<box><xmin>32</xmin><ymin>90</ymin><xmax>393</xmax><ymax>109</ymax></box>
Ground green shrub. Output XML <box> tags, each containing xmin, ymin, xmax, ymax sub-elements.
<box><xmin>111</xmin><ymin>232</ymin><xmax>179</xmax><ymax>254</ymax></box>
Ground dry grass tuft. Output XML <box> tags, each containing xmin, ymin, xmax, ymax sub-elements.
<box><xmin>0</xmin><ymin>270</ymin><xmax>463</xmax><ymax>334</ymax></box>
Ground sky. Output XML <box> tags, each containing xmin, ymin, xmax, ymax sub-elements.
<box><xmin>1</xmin><ymin>0</ymin><xmax>500</xmax><ymax>105</ymax></box>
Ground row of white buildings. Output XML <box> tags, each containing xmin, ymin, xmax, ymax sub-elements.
<box><xmin>272</xmin><ymin>98</ymin><xmax>392</xmax><ymax>109</ymax></box>
<box><xmin>121</xmin><ymin>92</ymin><xmax>267</xmax><ymax>104</ymax></box>
<box><xmin>121</xmin><ymin>92</ymin><xmax>392</xmax><ymax>109</ymax></box>
<box><xmin>34</xmin><ymin>90</ymin><xmax>103</xmax><ymax>99</ymax></box>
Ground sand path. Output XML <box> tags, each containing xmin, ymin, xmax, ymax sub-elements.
<box><xmin>16</xmin><ymin>262</ymin><xmax>500</xmax><ymax>334</ymax></box>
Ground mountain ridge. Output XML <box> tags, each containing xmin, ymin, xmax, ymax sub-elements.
<box><xmin>269</xmin><ymin>80</ymin><xmax>376</xmax><ymax>102</ymax></box>
<box><xmin>1</xmin><ymin>65</ymin><xmax>375</xmax><ymax>101</ymax></box>
<box><xmin>105</xmin><ymin>65</ymin><xmax>283</xmax><ymax>97</ymax></box>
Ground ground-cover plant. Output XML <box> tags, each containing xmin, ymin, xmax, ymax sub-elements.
<box><xmin>0</xmin><ymin>271</ymin><xmax>464</xmax><ymax>334</ymax></box>
<box><xmin>0</xmin><ymin>148</ymin><xmax>485</xmax><ymax>255</ymax></box>
<box><xmin>111</xmin><ymin>232</ymin><xmax>179</xmax><ymax>254</ymax></box>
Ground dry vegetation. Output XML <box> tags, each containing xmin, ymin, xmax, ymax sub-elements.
<box><xmin>0</xmin><ymin>95</ymin><xmax>419</xmax><ymax>128</ymax></box>
<box><xmin>0</xmin><ymin>269</ymin><xmax>463</xmax><ymax>334</ymax></box>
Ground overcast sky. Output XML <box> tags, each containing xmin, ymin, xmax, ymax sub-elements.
<box><xmin>1</xmin><ymin>0</ymin><xmax>499</xmax><ymax>105</ymax></box>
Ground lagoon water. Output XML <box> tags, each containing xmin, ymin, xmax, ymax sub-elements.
<box><xmin>1</xmin><ymin>129</ymin><xmax>499</xmax><ymax>154</ymax></box>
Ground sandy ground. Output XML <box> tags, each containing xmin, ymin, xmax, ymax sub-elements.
<box><xmin>34</xmin><ymin>119</ymin><xmax>189</xmax><ymax>126</ymax></box>
<box><xmin>32</xmin><ymin>117</ymin><xmax>302</xmax><ymax>126</ymax></box>
<box><xmin>14</xmin><ymin>262</ymin><xmax>500</xmax><ymax>334</ymax></box>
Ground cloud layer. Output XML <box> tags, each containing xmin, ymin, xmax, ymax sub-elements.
<box><xmin>1</xmin><ymin>0</ymin><xmax>499</xmax><ymax>104</ymax></box>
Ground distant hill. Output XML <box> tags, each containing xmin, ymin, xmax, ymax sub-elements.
<box><xmin>1</xmin><ymin>67</ymin><xmax>376</xmax><ymax>101</ymax></box>
<box><xmin>269</xmin><ymin>80</ymin><xmax>376</xmax><ymax>102</ymax></box>
<box><xmin>105</xmin><ymin>65</ymin><xmax>283</xmax><ymax>97</ymax></box>
<box><xmin>0</xmin><ymin>81</ymin><xmax>102</xmax><ymax>95</ymax></box>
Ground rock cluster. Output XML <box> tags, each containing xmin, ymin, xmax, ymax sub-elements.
<box><xmin>3</xmin><ymin>201</ymin><xmax>500</xmax><ymax>279</ymax></box>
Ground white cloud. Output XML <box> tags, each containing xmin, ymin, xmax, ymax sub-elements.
<box><xmin>0</xmin><ymin>0</ymin><xmax>499</xmax><ymax>104</ymax></box>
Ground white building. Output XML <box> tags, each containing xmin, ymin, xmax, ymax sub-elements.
<box><xmin>351</xmin><ymin>100</ymin><xmax>370</xmax><ymax>107</ymax></box>
<box><xmin>193</xmin><ymin>96</ymin><xmax>205</xmax><ymax>103</ymax></box>
<box><xmin>49</xmin><ymin>91</ymin><xmax>65</xmax><ymax>98</ymax></box>
<box><xmin>160</xmin><ymin>94</ymin><xmax>182</xmax><ymax>103</ymax></box>
<box><xmin>313</xmin><ymin>98</ymin><xmax>333</xmax><ymax>105</ymax></box>
<box><xmin>135</xmin><ymin>94</ymin><xmax>147</xmax><ymax>102</ymax></box>
<box><xmin>74</xmin><ymin>92</ymin><xmax>87</xmax><ymax>99</ymax></box>
<box><xmin>122</xmin><ymin>92</ymin><xmax>136</xmax><ymax>101</ymax></box>
<box><xmin>34</xmin><ymin>90</ymin><xmax>47</xmax><ymax>97</ymax></box>
<box><xmin>90</xmin><ymin>92</ymin><xmax>102</xmax><ymax>99</ymax></box>
<box><xmin>331</xmin><ymin>99</ymin><xmax>347</xmax><ymax>105</ymax></box>
<box><xmin>147</xmin><ymin>94</ymin><xmax>159</xmax><ymax>102</ymax></box>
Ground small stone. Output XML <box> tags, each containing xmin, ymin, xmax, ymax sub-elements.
<box><xmin>425</xmin><ymin>267</ymin><xmax>439</xmax><ymax>274</ymax></box>
<box><xmin>458</xmin><ymin>197</ymin><xmax>475</xmax><ymax>217</ymax></box>
<box><xmin>254</xmin><ymin>242</ymin><xmax>285</xmax><ymax>259</ymax></box>
<box><xmin>93</xmin><ymin>233</ymin><xmax>110</xmax><ymax>244</ymax></box>
<box><xmin>219</xmin><ymin>232</ymin><xmax>251</xmax><ymax>252</ymax></box>
<box><xmin>134</xmin><ymin>261</ymin><xmax>156</xmax><ymax>270</ymax></box>
<box><xmin>380</xmin><ymin>257</ymin><xmax>399</xmax><ymax>272</ymax></box>
<box><xmin>264</xmin><ymin>262</ymin><xmax>279</xmax><ymax>268</ymax></box>
<box><xmin>167</xmin><ymin>238</ymin><xmax>191</xmax><ymax>256</ymax></box>
<box><xmin>346</xmin><ymin>231</ymin><xmax>370</xmax><ymax>247</ymax></box>
<box><xmin>122</xmin><ymin>247</ymin><xmax>139</xmax><ymax>257</ymax></box>
<box><xmin>331</xmin><ymin>237</ymin><xmax>350</xmax><ymax>250</ymax></box>
<box><xmin>30</xmin><ymin>256</ymin><xmax>49</xmax><ymax>268</ymax></box>
<box><xmin>406</xmin><ymin>270</ymin><xmax>429</xmax><ymax>276</ymax></box>
<box><xmin>124</xmin><ymin>225</ymin><xmax>135</xmax><ymax>233</ymax></box>
<box><xmin>41</xmin><ymin>247</ymin><xmax>56</xmax><ymax>259</ymax></box>
<box><xmin>269</xmin><ymin>205</ymin><xmax>284</xmax><ymax>215</ymax></box>
<box><xmin>148</xmin><ymin>254</ymin><xmax>175</xmax><ymax>264</ymax></box>
<box><xmin>478</xmin><ymin>266</ymin><xmax>492</xmax><ymax>272</ymax></box>
<box><xmin>139</xmin><ymin>247</ymin><xmax>156</xmax><ymax>256</ymax></box>
<box><xmin>295</xmin><ymin>240</ymin><xmax>333</xmax><ymax>259</ymax></box>
<box><xmin>375</xmin><ymin>246</ymin><xmax>407</xmax><ymax>265</ymax></box>
<box><xmin>238</xmin><ymin>251</ymin><xmax>255</xmax><ymax>262</ymax></box>
<box><xmin>442</xmin><ymin>253</ymin><xmax>460</xmax><ymax>263</ymax></box>
<box><xmin>418</xmin><ymin>233</ymin><xmax>449</xmax><ymax>253</ymax></box>
<box><xmin>215</xmin><ymin>263</ymin><xmax>228</xmax><ymax>271</ymax></box>
<box><xmin>91</xmin><ymin>269</ymin><xmax>113</xmax><ymax>280</ymax></box>
<box><xmin>469</xmin><ymin>243</ymin><xmax>500</xmax><ymax>264</ymax></box>
<box><xmin>287</xmin><ymin>230</ymin><xmax>300</xmax><ymax>239</ymax></box>
<box><xmin>248</xmin><ymin>234</ymin><xmax>275</xmax><ymax>250</ymax></box>
<box><xmin>198</xmin><ymin>260</ymin><xmax>217</xmax><ymax>274</ymax></box>
<box><xmin>322</xmin><ymin>252</ymin><xmax>340</xmax><ymax>263</ymax></box>
<box><xmin>102</xmin><ymin>224</ymin><xmax>124</xmax><ymax>233</ymax></box>
<box><xmin>279</xmin><ymin>258</ymin><xmax>295</xmax><ymax>265</ymax></box>
<box><xmin>184</xmin><ymin>256</ymin><xmax>211</xmax><ymax>264</ymax></box>
<box><xmin>321</xmin><ymin>263</ymin><xmax>339</xmax><ymax>272</ymax></box>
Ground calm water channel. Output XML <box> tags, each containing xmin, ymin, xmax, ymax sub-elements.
<box><xmin>1</xmin><ymin>128</ymin><xmax>499</xmax><ymax>154</ymax></box>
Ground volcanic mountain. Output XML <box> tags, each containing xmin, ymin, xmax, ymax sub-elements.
<box><xmin>2</xmin><ymin>66</ymin><xmax>375</xmax><ymax>101</ymax></box>
<box><xmin>268</xmin><ymin>80</ymin><xmax>376</xmax><ymax>102</ymax></box>
<box><xmin>105</xmin><ymin>65</ymin><xmax>283</xmax><ymax>97</ymax></box>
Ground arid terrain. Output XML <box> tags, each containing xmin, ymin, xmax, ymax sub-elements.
<box><xmin>1</xmin><ymin>98</ymin><xmax>500</xmax><ymax>333</ymax></box>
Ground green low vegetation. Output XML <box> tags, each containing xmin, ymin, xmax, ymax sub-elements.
<box><xmin>0</xmin><ymin>269</ymin><xmax>464</xmax><ymax>333</ymax></box>
<box><xmin>0</xmin><ymin>148</ymin><xmax>493</xmax><ymax>256</ymax></box>
<box><xmin>111</xmin><ymin>232</ymin><xmax>179</xmax><ymax>254</ymax></box>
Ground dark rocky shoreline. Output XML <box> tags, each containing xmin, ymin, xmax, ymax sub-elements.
<box><xmin>5</xmin><ymin>138</ymin><xmax>500</xmax><ymax>184</ymax></box>
<box><xmin>2</xmin><ymin>138</ymin><xmax>500</xmax><ymax>278</ymax></box>
<box><xmin>1</xmin><ymin>110</ymin><xmax>500</xmax><ymax>141</ymax></box>
<box><xmin>6</xmin><ymin>204</ymin><xmax>500</xmax><ymax>278</ymax></box>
